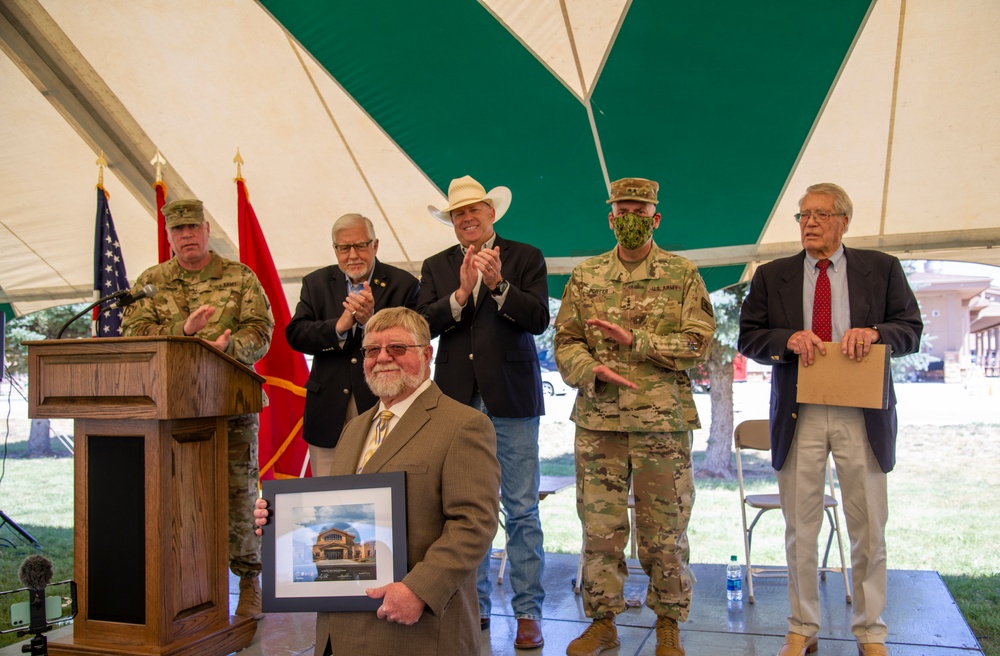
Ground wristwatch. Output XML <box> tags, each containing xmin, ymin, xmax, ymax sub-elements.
<box><xmin>869</xmin><ymin>325</ymin><xmax>880</xmax><ymax>343</ymax></box>
<box><xmin>490</xmin><ymin>279</ymin><xmax>510</xmax><ymax>296</ymax></box>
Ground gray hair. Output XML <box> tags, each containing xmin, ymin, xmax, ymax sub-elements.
<box><xmin>364</xmin><ymin>307</ymin><xmax>431</xmax><ymax>345</ymax></box>
<box><xmin>331</xmin><ymin>213</ymin><xmax>376</xmax><ymax>242</ymax></box>
<box><xmin>800</xmin><ymin>183</ymin><xmax>853</xmax><ymax>218</ymax></box>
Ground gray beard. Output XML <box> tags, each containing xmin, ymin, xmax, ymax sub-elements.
<box><xmin>365</xmin><ymin>362</ymin><xmax>427</xmax><ymax>400</ymax></box>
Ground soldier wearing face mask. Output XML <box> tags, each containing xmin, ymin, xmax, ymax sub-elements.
<box><xmin>554</xmin><ymin>177</ymin><xmax>716</xmax><ymax>656</ymax></box>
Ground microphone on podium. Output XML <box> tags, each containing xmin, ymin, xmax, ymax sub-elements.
<box><xmin>54</xmin><ymin>284</ymin><xmax>158</xmax><ymax>338</ymax></box>
<box><xmin>116</xmin><ymin>283</ymin><xmax>157</xmax><ymax>308</ymax></box>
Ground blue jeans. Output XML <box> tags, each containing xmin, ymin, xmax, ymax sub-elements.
<box><xmin>471</xmin><ymin>392</ymin><xmax>545</xmax><ymax>620</ymax></box>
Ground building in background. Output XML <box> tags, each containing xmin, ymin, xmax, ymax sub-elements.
<box><xmin>909</xmin><ymin>262</ymin><xmax>1000</xmax><ymax>381</ymax></box>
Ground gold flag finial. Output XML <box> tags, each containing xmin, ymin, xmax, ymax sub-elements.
<box><xmin>150</xmin><ymin>150</ymin><xmax>166</xmax><ymax>183</ymax></box>
<box><xmin>96</xmin><ymin>150</ymin><xmax>107</xmax><ymax>189</ymax></box>
<box><xmin>234</xmin><ymin>148</ymin><xmax>244</xmax><ymax>181</ymax></box>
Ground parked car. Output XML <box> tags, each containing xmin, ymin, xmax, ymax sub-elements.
<box><xmin>541</xmin><ymin>370</ymin><xmax>570</xmax><ymax>397</ymax></box>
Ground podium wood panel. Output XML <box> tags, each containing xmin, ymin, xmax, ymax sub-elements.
<box><xmin>26</xmin><ymin>336</ymin><xmax>263</xmax><ymax>420</ymax></box>
<box><xmin>26</xmin><ymin>338</ymin><xmax>262</xmax><ymax>656</ymax></box>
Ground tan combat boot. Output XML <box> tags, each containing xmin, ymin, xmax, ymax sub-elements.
<box><xmin>235</xmin><ymin>575</ymin><xmax>263</xmax><ymax>619</ymax></box>
<box><xmin>566</xmin><ymin>618</ymin><xmax>619</xmax><ymax>656</ymax></box>
<box><xmin>655</xmin><ymin>616</ymin><xmax>685</xmax><ymax>656</ymax></box>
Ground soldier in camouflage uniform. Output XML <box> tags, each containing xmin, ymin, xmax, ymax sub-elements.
<box><xmin>554</xmin><ymin>178</ymin><xmax>715</xmax><ymax>656</ymax></box>
<box><xmin>122</xmin><ymin>199</ymin><xmax>274</xmax><ymax>619</ymax></box>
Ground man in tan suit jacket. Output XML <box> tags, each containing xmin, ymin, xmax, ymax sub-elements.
<box><xmin>256</xmin><ymin>307</ymin><xmax>500</xmax><ymax>656</ymax></box>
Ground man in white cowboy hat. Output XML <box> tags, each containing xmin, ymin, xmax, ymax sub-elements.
<box><xmin>417</xmin><ymin>175</ymin><xmax>549</xmax><ymax>650</ymax></box>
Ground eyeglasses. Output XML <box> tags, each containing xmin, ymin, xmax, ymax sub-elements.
<box><xmin>794</xmin><ymin>211</ymin><xmax>845</xmax><ymax>224</ymax></box>
<box><xmin>334</xmin><ymin>240</ymin><xmax>374</xmax><ymax>255</ymax></box>
<box><xmin>361</xmin><ymin>343</ymin><xmax>426</xmax><ymax>359</ymax></box>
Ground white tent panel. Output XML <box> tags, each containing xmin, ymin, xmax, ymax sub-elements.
<box><xmin>761</xmin><ymin>0</ymin><xmax>1000</xmax><ymax>266</ymax></box>
<box><xmin>0</xmin><ymin>49</ymin><xmax>155</xmax><ymax>316</ymax></box>
<box><xmin>882</xmin><ymin>0</ymin><xmax>1000</xmax><ymax>232</ymax></box>
<box><xmin>763</xmin><ymin>0</ymin><xmax>898</xmax><ymax>246</ymax></box>
<box><xmin>486</xmin><ymin>0</ymin><xmax>628</xmax><ymax>100</ymax></box>
<box><xmin>297</xmin><ymin>49</ymin><xmax>455</xmax><ymax>265</ymax></box>
<box><xmin>38</xmin><ymin>0</ymin><xmax>452</xmax><ymax>282</ymax></box>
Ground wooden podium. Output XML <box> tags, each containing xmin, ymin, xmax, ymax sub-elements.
<box><xmin>25</xmin><ymin>337</ymin><xmax>264</xmax><ymax>656</ymax></box>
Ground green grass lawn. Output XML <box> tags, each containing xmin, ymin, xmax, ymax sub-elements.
<box><xmin>1</xmin><ymin>419</ymin><xmax>997</xmax><ymax>653</ymax></box>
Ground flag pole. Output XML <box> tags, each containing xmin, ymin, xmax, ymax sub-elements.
<box><xmin>92</xmin><ymin>152</ymin><xmax>108</xmax><ymax>337</ymax></box>
<box><xmin>234</xmin><ymin>147</ymin><xmax>244</xmax><ymax>183</ymax></box>
<box><xmin>151</xmin><ymin>150</ymin><xmax>171</xmax><ymax>263</ymax></box>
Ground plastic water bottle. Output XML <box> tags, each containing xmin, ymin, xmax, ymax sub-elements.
<box><xmin>726</xmin><ymin>555</ymin><xmax>743</xmax><ymax>601</ymax></box>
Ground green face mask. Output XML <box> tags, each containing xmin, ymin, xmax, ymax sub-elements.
<box><xmin>612</xmin><ymin>212</ymin><xmax>655</xmax><ymax>250</ymax></box>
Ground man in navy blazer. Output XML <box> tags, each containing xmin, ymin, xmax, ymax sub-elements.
<box><xmin>417</xmin><ymin>175</ymin><xmax>548</xmax><ymax>649</ymax></box>
<box><xmin>287</xmin><ymin>213</ymin><xmax>418</xmax><ymax>475</ymax></box>
<box><xmin>739</xmin><ymin>183</ymin><xmax>922</xmax><ymax>656</ymax></box>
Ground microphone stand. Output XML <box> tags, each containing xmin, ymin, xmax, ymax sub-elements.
<box><xmin>55</xmin><ymin>292</ymin><xmax>127</xmax><ymax>340</ymax></box>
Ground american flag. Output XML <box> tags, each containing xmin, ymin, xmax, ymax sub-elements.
<box><xmin>93</xmin><ymin>187</ymin><xmax>130</xmax><ymax>336</ymax></box>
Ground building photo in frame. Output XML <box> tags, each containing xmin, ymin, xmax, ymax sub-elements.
<box><xmin>261</xmin><ymin>471</ymin><xmax>407</xmax><ymax>612</ymax></box>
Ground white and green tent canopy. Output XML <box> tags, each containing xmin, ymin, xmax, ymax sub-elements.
<box><xmin>2</xmin><ymin>0</ymin><xmax>998</xmax><ymax>318</ymax></box>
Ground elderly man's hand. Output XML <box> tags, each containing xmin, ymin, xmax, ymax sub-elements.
<box><xmin>786</xmin><ymin>330</ymin><xmax>826</xmax><ymax>366</ymax></box>
<box><xmin>586</xmin><ymin>318</ymin><xmax>633</xmax><ymax>347</ymax></box>
<box><xmin>593</xmin><ymin>364</ymin><xmax>638</xmax><ymax>390</ymax></box>
<box><xmin>841</xmin><ymin>326</ymin><xmax>879</xmax><ymax>362</ymax></box>
<box><xmin>344</xmin><ymin>282</ymin><xmax>375</xmax><ymax>324</ymax></box>
<box><xmin>368</xmin><ymin>582</ymin><xmax>425</xmax><ymax>625</ymax></box>
<box><xmin>253</xmin><ymin>497</ymin><xmax>270</xmax><ymax>537</ymax></box>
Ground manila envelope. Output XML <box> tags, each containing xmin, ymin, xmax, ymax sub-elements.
<box><xmin>796</xmin><ymin>343</ymin><xmax>889</xmax><ymax>410</ymax></box>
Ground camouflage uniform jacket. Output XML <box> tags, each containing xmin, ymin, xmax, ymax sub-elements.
<box><xmin>122</xmin><ymin>252</ymin><xmax>274</xmax><ymax>367</ymax></box>
<box><xmin>554</xmin><ymin>242</ymin><xmax>715</xmax><ymax>432</ymax></box>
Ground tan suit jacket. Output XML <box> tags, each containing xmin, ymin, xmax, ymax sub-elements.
<box><xmin>314</xmin><ymin>382</ymin><xmax>500</xmax><ymax>656</ymax></box>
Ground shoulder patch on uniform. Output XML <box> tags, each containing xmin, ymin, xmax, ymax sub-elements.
<box><xmin>702</xmin><ymin>297</ymin><xmax>715</xmax><ymax>317</ymax></box>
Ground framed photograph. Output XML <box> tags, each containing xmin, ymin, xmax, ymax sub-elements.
<box><xmin>261</xmin><ymin>471</ymin><xmax>407</xmax><ymax>612</ymax></box>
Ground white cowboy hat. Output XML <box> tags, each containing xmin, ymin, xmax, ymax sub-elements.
<box><xmin>427</xmin><ymin>175</ymin><xmax>512</xmax><ymax>226</ymax></box>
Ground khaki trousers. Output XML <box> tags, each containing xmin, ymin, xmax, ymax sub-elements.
<box><xmin>776</xmin><ymin>403</ymin><xmax>888</xmax><ymax>644</ymax></box>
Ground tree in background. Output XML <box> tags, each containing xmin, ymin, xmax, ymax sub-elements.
<box><xmin>3</xmin><ymin>304</ymin><xmax>89</xmax><ymax>456</ymax></box>
<box><xmin>696</xmin><ymin>283</ymin><xmax>747</xmax><ymax>479</ymax></box>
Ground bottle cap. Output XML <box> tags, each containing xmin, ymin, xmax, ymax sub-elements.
<box><xmin>730</xmin><ymin>555</ymin><xmax>737</xmax><ymax>561</ymax></box>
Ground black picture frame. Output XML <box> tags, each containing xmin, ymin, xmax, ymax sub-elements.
<box><xmin>261</xmin><ymin>471</ymin><xmax>407</xmax><ymax>613</ymax></box>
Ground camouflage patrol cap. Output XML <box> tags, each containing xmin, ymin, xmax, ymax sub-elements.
<box><xmin>607</xmin><ymin>178</ymin><xmax>659</xmax><ymax>205</ymax></box>
<box><xmin>162</xmin><ymin>199</ymin><xmax>205</xmax><ymax>228</ymax></box>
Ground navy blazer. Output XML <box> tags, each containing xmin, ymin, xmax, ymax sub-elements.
<box><xmin>287</xmin><ymin>260</ymin><xmax>419</xmax><ymax>448</ymax></box>
<box><xmin>738</xmin><ymin>247</ymin><xmax>922</xmax><ymax>473</ymax></box>
<box><xmin>417</xmin><ymin>234</ymin><xmax>548</xmax><ymax>418</ymax></box>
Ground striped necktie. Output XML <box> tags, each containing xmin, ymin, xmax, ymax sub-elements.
<box><xmin>358</xmin><ymin>410</ymin><xmax>394</xmax><ymax>473</ymax></box>
<box><xmin>813</xmin><ymin>259</ymin><xmax>832</xmax><ymax>342</ymax></box>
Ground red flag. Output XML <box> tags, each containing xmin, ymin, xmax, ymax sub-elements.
<box><xmin>236</xmin><ymin>177</ymin><xmax>310</xmax><ymax>480</ymax></box>
<box><xmin>154</xmin><ymin>180</ymin><xmax>171</xmax><ymax>263</ymax></box>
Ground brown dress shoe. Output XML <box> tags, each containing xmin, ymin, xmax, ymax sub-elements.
<box><xmin>858</xmin><ymin>643</ymin><xmax>889</xmax><ymax>656</ymax></box>
<box><xmin>566</xmin><ymin>618</ymin><xmax>619</xmax><ymax>656</ymax></box>
<box><xmin>235</xmin><ymin>576</ymin><xmax>263</xmax><ymax>620</ymax></box>
<box><xmin>514</xmin><ymin>618</ymin><xmax>544</xmax><ymax>649</ymax></box>
<box><xmin>777</xmin><ymin>632</ymin><xmax>818</xmax><ymax>656</ymax></box>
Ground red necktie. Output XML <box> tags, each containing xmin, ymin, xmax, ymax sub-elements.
<box><xmin>813</xmin><ymin>259</ymin><xmax>832</xmax><ymax>342</ymax></box>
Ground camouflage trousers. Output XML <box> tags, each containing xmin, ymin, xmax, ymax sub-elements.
<box><xmin>228</xmin><ymin>413</ymin><xmax>261</xmax><ymax>579</ymax></box>
<box><xmin>575</xmin><ymin>426</ymin><xmax>696</xmax><ymax>622</ymax></box>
